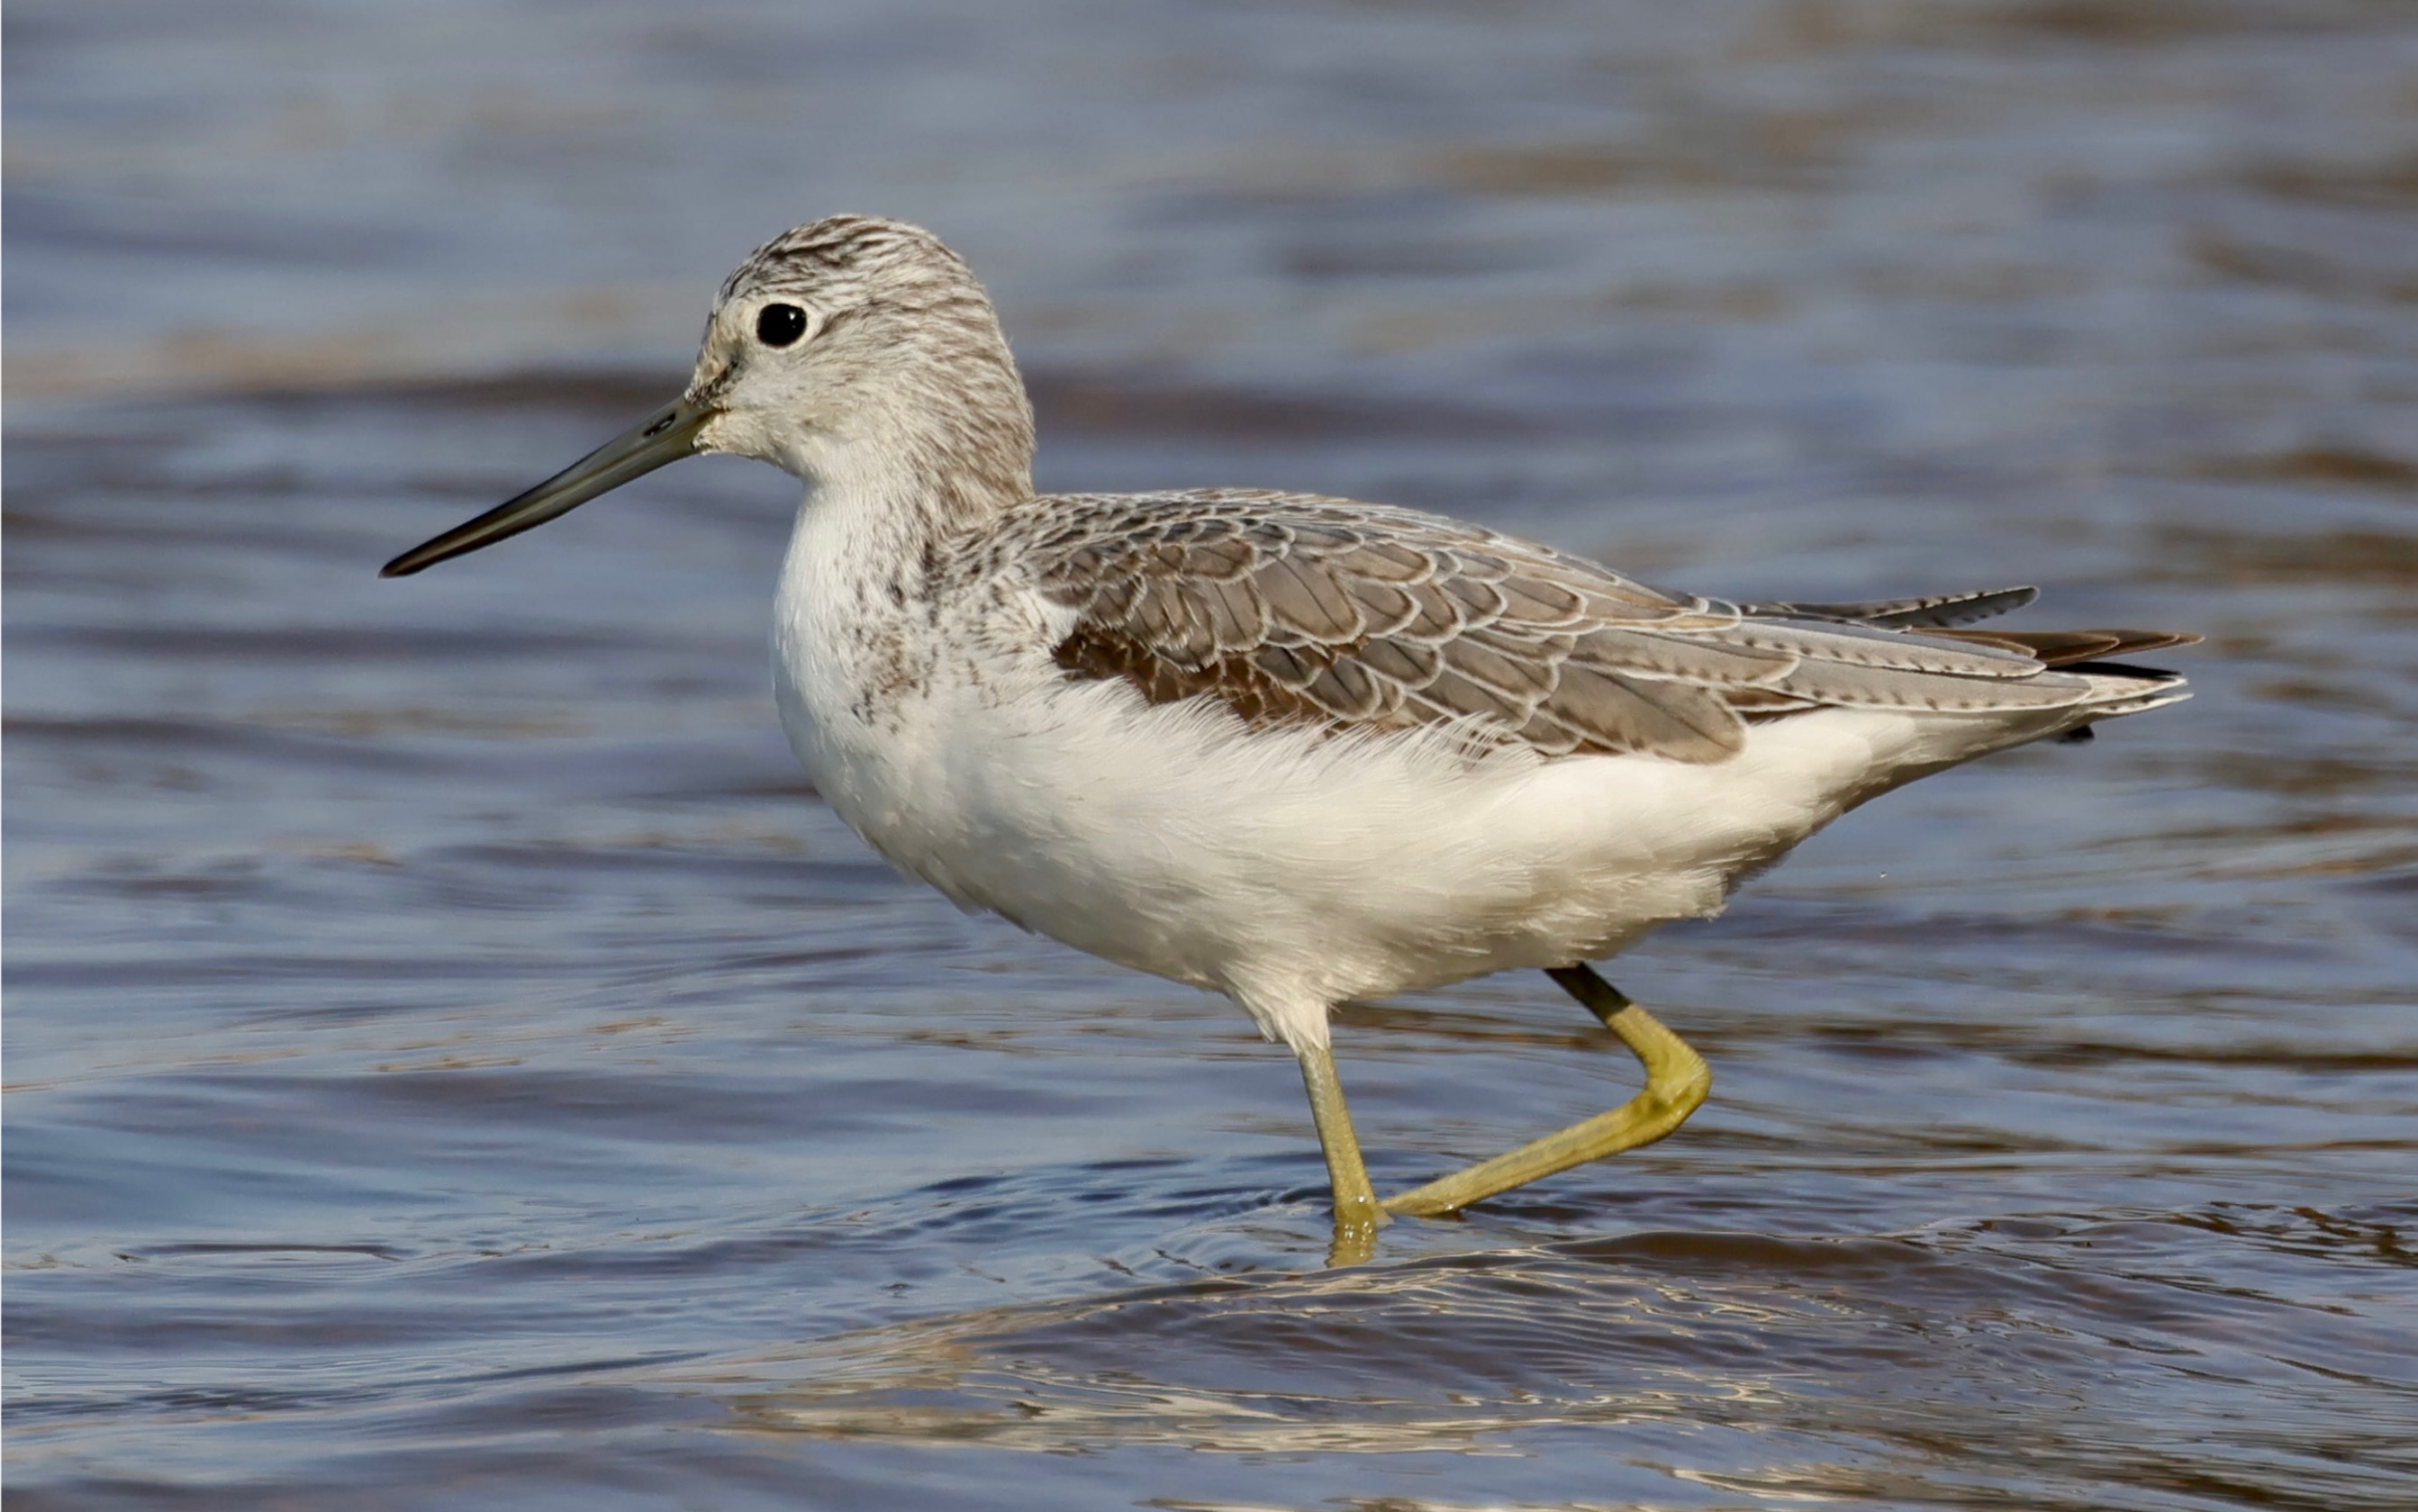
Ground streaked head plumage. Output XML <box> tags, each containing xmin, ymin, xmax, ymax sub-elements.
<box><xmin>380</xmin><ymin>213</ymin><xmax>1031</xmax><ymax>577</ymax></box>
<box><xmin>684</xmin><ymin>214</ymin><xmax>1033</xmax><ymax>507</ymax></box>
<box><xmin>716</xmin><ymin>214</ymin><xmax>980</xmax><ymax>312</ymax></box>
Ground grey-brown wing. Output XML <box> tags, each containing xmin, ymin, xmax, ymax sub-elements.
<box><xmin>1021</xmin><ymin>492</ymin><xmax>2177</xmax><ymax>764</ymax></box>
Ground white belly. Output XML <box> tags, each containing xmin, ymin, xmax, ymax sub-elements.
<box><xmin>776</xmin><ymin>623</ymin><xmax>1990</xmax><ymax>1049</ymax></box>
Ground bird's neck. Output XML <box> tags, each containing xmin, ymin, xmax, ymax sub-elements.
<box><xmin>761</xmin><ymin>334</ymin><xmax>1039</xmax><ymax>720</ymax></box>
<box><xmin>780</xmin><ymin>345</ymin><xmax>1036</xmax><ymax>551</ymax></box>
<box><xmin>769</xmin><ymin>385</ymin><xmax>1030</xmax><ymax>649</ymax></box>
<box><xmin>769</xmin><ymin>409</ymin><xmax>1026</xmax><ymax>791</ymax></box>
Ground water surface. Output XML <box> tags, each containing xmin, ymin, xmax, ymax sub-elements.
<box><xmin>8</xmin><ymin>3</ymin><xmax>2416</xmax><ymax>1507</ymax></box>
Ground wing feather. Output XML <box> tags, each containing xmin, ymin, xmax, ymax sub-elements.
<box><xmin>1020</xmin><ymin>491</ymin><xmax>2189</xmax><ymax>765</ymax></box>
<box><xmin>1752</xmin><ymin>585</ymin><xmax>2041</xmax><ymax>628</ymax></box>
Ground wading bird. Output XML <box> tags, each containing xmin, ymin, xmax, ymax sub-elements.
<box><xmin>386</xmin><ymin>217</ymin><xmax>2193</xmax><ymax>1261</ymax></box>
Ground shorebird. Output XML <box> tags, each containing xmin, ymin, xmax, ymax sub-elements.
<box><xmin>385</xmin><ymin>216</ymin><xmax>2194</xmax><ymax>1260</ymax></box>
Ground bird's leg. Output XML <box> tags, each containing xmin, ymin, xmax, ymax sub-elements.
<box><xmin>1381</xmin><ymin>964</ymin><xmax>1709</xmax><ymax>1218</ymax></box>
<box><xmin>1294</xmin><ymin>1039</ymin><xmax>1387</xmax><ymax>1263</ymax></box>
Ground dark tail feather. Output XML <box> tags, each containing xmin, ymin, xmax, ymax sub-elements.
<box><xmin>1761</xmin><ymin>585</ymin><xmax>2041</xmax><ymax>629</ymax></box>
<box><xmin>1931</xmin><ymin>627</ymin><xmax>2203</xmax><ymax>666</ymax></box>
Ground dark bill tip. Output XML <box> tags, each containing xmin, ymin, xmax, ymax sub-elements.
<box><xmin>380</xmin><ymin>396</ymin><xmax>711</xmax><ymax>577</ymax></box>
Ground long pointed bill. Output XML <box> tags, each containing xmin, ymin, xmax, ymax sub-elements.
<box><xmin>380</xmin><ymin>395</ymin><xmax>714</xmax><ymax>577</ymax></box>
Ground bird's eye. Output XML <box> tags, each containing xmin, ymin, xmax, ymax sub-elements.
<box><xmin>756</xmin><ymin>303</ymin><xmax>809</xmax><ymax>348</ymax></box>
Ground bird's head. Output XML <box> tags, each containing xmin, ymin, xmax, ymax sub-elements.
<box><xmin>383</xmin><ymin>215</ymin><xmax>1031</xmax><ymax>578</ymax></box>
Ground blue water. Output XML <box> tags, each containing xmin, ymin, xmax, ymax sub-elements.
<box><xmin>8</xmin><ymin>3</ymin><xmax>2416</xmax><ymax>1507</ymax></box>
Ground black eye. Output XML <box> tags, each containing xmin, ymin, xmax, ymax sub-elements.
<box><xmin>756</xmin><ymin>303</ymin><xmax>809</xmax><ymax>348</ymax></box>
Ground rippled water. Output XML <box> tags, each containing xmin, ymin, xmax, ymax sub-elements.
<box><xmin>8</xmin><ymin>3</ymin><xmax>2416</xmax><ymax>1507</ymax></box>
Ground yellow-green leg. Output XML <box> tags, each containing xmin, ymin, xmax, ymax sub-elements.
<box><xmin>1295</xmin><ymin>1040</ymin><xmax>1387</xmax><ymax>1265</ymax></box>
<box><xmin>1381</xmin><ymin>964</ymin><xmax>1711</xmax><ymax>1218</ymax></box>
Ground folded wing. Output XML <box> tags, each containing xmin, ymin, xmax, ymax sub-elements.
<box><xmin>1024</xmin><ymin>491</ymin><xmax>2194</xmax><ymax>765</ymax></box>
